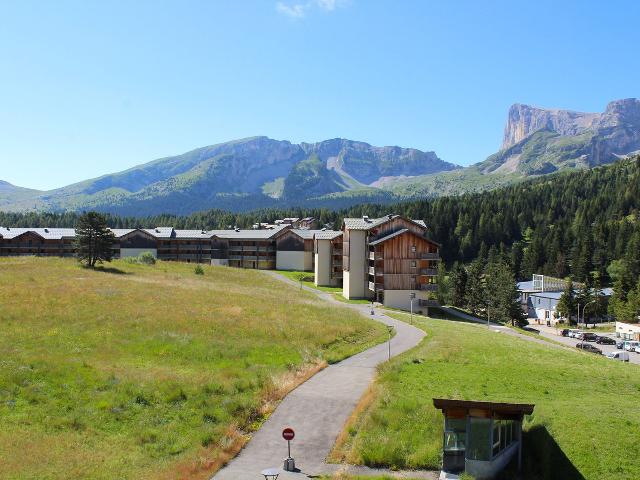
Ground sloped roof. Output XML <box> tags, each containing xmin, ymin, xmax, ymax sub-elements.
<box><xmin>369</xmin><ymin>228</ymin><xmax>410</xmax><ymax>246</ymax></box>
<box><xmin>288</xmin><ymin>229</ymin><xmax>327</xmax><ymax>240</ymax></box>
<box><xmin>314</xmin><ymin>230</ymin><xmax>343</xmax><ymax>240</ymax></box>
<box><xmin>0</xmin><ymin>227</ymin><xmax>76</xmax><ymax>240</ymax></box>
<box><xmin>343</xmin><ymin>214</ymin><xmax>428</xmax><ymax>232</ymax></box>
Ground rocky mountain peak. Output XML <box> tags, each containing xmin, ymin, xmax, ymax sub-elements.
<box><xmin>502</xmin><ymin>103</ymin><xmax>599</xmax><ymax>149</ymax></box>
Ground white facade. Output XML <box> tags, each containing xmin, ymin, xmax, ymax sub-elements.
<box><xmin>211</xmin><ymin>259</ymin><xmax>229</xmax><ymax>267</ymax></box>
<box><xmin>120</xmin><ymin>248</ymin><xmax>157</xmax><ymax>258</ymax></box>
<box><xmin>382</xmin><ymin>290</ymin><xmax>431</xmax><ymax>312</ymax></box>
<box><xmin>343</xmin><ymin>229</ymin><xmax>368</xmax><ymax>299</ymax></box>
<box><xmin>314</xmin><ymin>239</ymin><xmax>334</xmax><ymax>286</ymax></box>
<box><xmin>276</xmin><ymin>250</ymin><xmax>313</xmax><ymax>271</ymax></box>
<box><xmin>616</xmin><ymin>321</ymin><xmax>640</xmax><ymax>340</ymax></box>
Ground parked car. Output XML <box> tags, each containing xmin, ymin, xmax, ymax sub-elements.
<box><xmin>560</xmin><ymin>329</ymin><xmax>570</xmax><ymax>337</ymax></box>
<box><xmin>623</xmin><ymin>341</ymin><xmax>640</xmax><ymax>352</ymax></box>
<box><xmin>568</xmin><ymin>329</ymin><xmax>582</xmax><ymax>338</ymax></box>
<box><xmin>579</xmin><ymin>332</ymin><xmax>598</xmax><ymax>342</ymax></box>
<box><xmin>596</xmin><ymin>336</ymin><xmax>616</xmax><ymax>345</ymax></box>
<box><xmin>616</xmin><ymin>340</ymin><xmax>626</xmax><ymax>349</ymax></box>
<box><xmin>606</xmin><ymin>351</ymin><xmax>630</xmax><ymax>362</ymax></box>
<box><xmin>576</xmin><ymin>343</ymin><xmax>602</xmax><ymax>354</ymax></box>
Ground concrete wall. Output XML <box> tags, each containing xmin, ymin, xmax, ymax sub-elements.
<box><xmin>120</xmin><ymin>248</ymin><xmax>157</xmax><ymax>258</ymax></box>
<box><xmin>344</xmin><ymin>229</ymin><xmax>367</xmax><ymax>299</ymax></box>
<box><xmin>465</xmin><ymin>442</ymin><xmax>519</xmax><ymax>480</ymax></box>
<box><xmin>383</xmin><ymin>289</ymin><xmax>431</xmax><ymax>312</ymax></box>
<box><xmin>211</xmin><ymin>259</ymin><xmax>229</xmax><ymax>267</ymax></box>
<box><xmin>276</xmin><ymin>251</ymin><xmax>312</xmax><ymax>271</ymax></box>
<box><xmin>315</xmin><ymin>240</ymin><xmax>332</xmax><ymax>286</ymax></box>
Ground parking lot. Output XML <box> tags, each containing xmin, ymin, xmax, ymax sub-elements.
<box><xmin>534</xmin><ymin>326</ymin><xmax>640</xmax><ymax>365</ymax></box>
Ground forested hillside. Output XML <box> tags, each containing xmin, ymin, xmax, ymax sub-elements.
<box><xmin>3</xmin><ymin>156</ymin><xmax>639</xmax><ymax>286</ymax></box>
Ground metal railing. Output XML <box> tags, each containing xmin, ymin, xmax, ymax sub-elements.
<box><xmin>420</xmin><ymin>252</ymin><xmax>440</xmax><ymax>260</ymax></box>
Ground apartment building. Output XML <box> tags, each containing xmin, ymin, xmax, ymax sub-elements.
<box><xmin>0</xmin><ymin>225</ymin><xmax>290</xmax><ymax>268</ymax></box>
<box><xmin>313</xmin><ymin>230</ymin><xmax>343</xmax><ymax>287</ymax></box>
<box><xmin>339</xmin><ymin>214</ymin><xmax>440</xmax><ymax>311</ymax></box>
<box><xmin>1</xmin><ymin>213</ymin><xmax>441</xmax><ymax>312</ymax></box>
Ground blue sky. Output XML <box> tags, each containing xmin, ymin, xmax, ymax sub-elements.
<box><xmin>1</xmin><ymin>0</ymin><xmax>638</xmax><ymax>190</ymax></box>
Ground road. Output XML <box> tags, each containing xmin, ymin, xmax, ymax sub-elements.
<box><xmin>212</xmin><ymin>272</ymin><xmax>436</xmax><ymax>480</ymax></box>
<box><xmin>534</xmin><ymin>326</ymin><xmax>640</xmax><ymax>365</ymax></box>
<box><xmin>441</xmin><ymin>306</ymin><xmax>639</xmax><ymax>365</ymax></box>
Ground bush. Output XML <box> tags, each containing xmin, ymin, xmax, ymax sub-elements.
<box><xmin>138</xmin><ymin>252</ymin><xmax>156</xmax><ymax>265</ymax></box>
<box><xmin>194</xmin><ymin>264</ymin><xmax>204</xmax><ymax>275</ymax></box>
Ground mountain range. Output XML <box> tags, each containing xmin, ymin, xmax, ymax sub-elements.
<box><xmin>2</xmin><ymin>98</ymin><xmax>639</xmax><ymax>215</ymax></box>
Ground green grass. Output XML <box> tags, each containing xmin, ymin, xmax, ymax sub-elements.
<box><xmin>332</xmin><ymin>314</ymin><xmax>640</xmax><ymax>479</ymax></box>
<box><xmin>0</xmin><ymin>257</ymin><xmax>387</xmax><ymax>480</ymax></box>
<box><xmin>275</xmin><ymin>270</ymin><xmax>370</xmax><ymax>304</ymax></box>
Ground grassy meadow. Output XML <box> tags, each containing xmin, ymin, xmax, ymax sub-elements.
<box><xmin>276</xmin><ymin>270</ymin><xmax>371</xmax><ymax>304</ymax></box>
<box><xmin>0</xmin><ymin>257</ymin><xmax>387</xmax><ymax>480</ymax></box>
<box><xmin>331</xmin><ymin>312</ymin><xmax>640</xmax><ymax>479</ymax></box>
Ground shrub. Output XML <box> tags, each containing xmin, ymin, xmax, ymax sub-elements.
<box><xmin>194</xmin><ymin>264</ymin><xmax>205</xmax><ymax>275</ymax></box>
<box><xmin>138</xmin><ymin>252</ymin><xmax>156</xmax><ymax>265</ymax></box>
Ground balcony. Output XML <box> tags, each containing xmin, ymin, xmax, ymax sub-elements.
<box><xmin>420</xmin><ymin>268</ymin><xmax>438</xmax><ymax>276</ymax></box>
<box><xmin>257</xmin><ymin>246</ymin><xmax>275</xmax><ymax>252</ymax></box>
<box><xmin>420</xmin><ymin>252</ymin><xmax>440</xmax><ymax>260</ymax></box>
<box><xmin>420</xmin><ymin>284</ymin><xmax>438</xmax><ymax>292</ymax></box>
<box><xmin>332</xmin><ymin>249</ymin><xmax>343</xmax><ymax>255</ymax></box>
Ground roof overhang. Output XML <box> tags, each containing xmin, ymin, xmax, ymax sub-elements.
<box><xmin>433</xmin><ymin>398</ymin><xmax>535</xmax><ymax>417</ymax></box>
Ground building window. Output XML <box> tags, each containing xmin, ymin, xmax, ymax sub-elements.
<box><xmin>411</xmin><ymin>261</ymin><xmax>417</xmax><ymax>268</ymax></box>
<box><xmin>411</xmin><ymin>245</ymin><xmax>416</xmax><ymax>252</ymax></box>
<box><xmin>444</xmin><ymin>418</ymin><xmax>466</xmax><ymax>452</ymax></box>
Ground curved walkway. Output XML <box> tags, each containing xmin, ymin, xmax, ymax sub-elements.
<box><xmin>213</xmin><ymin>273</ymin><xmax>432</xmax><ymax>480</ymax></box>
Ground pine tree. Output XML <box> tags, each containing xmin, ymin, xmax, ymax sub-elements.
<box><xmin>435</xmin><ymin>262</ymin><xmax>449</xmax><ymax>305</ymax></box>
<box><xmin>449</xmin><ymin>262</ymin><xmax>467</xmax><ymax>308</ymax></box>
<box><xmin>75</xmin><ymin>211</ymin><xmax>115</xmax><ymax>268</ymax></box>
<box><xmin>465</xmin><ymin>260</ymin><xmax>485</xmax><ymax>316</ymax></box>
<box><xmin>556</xmin><ymin>280</ymin><xmax>576</xmax><ymax>325</ymax></box>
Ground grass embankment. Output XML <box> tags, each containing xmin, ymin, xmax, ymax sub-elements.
<box><xmin>276</xmin><ymin>270</ymin><xmax>370</xmax><ymax>304</ymax></box>
<box><xmin>331</xmin><ymin>314</ymin><xmax>640</xmax><ymax>479</ymax></box>
<box><xmin>0</xmin><ymin>257</ymin><xmax>387</xmax><ymax>480</ymax></box>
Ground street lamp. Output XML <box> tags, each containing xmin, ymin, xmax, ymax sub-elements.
<box><xmin>581</xmin><ymin>300</ymin><xmax>597</xmax><ymax>328</ymax></box>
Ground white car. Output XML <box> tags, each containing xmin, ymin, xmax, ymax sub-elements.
<box><xmin>623</xmin><ymin>341</ymin><xmax>640</xmax><ymax>352</ymax></box>
<box><xmin>568</xmin><ymin>329</ymin><xmax>583</xmax><ymax>338</ymax></box>
<box><xmin>606</xmin><ymin>351</ymin><xmax>630</xmax><ymax>362</ymax></box>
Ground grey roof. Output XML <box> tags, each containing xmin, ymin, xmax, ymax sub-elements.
<box><xmin>110</xmin><ymin>228</ymin><xmax>136</xmax><ymax>238</ymax></box>
<box><xmin>369</xmin><ymin>228</ymin><xmax>409</xmax><ymax>246</ymax></box>
<box><xmin>517</xmin><ymin>281</ymin><xmax>536</xmax><ymax>292</ymax></box>
<box><xmin>314</xmin><ymin>230</ymin><xmax>343</xmax><ymax>240</ymax></box>
<box><xmin>0</xmin><ymin>227</ymin><xmax>76</xmax><ymax>240</ymax></box>
<box><xmin>288</xmin><ymin>229</ymin><xmax>327</xmax><ymax>240</ymax></box>
<box><xmin>342</xmin><ymin>214</ymin><xmax>428</xmax><ymax>231</ymax></box>
<box><xmin>212</xmin><ymin>225</ymin><xmax>289</xmax><ymax>240</ymax></box>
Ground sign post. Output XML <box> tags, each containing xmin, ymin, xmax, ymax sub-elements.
<box><xmin>409</xmin><ymin>292</ymin><xmax>415</xmax><ymax>325</ymax></box>
<box><xmin>282</xmin><ymin>428</ymin><xmax>295</xmax><ymax>471</ymax></box>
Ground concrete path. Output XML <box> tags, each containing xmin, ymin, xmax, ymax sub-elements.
<box><xmin>213</xmin><ymin>273</ymin><xmax>434</xmax><ymax>480</ymax></box>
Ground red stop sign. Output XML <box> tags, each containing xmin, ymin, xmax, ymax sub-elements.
<box><xmin>282</xmin><ymin>428</ymin><xmax>295</xmax><ymax>441</ymax></box>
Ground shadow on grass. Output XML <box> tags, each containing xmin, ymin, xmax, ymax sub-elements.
<box><xmin>499</xmin><ymin>425</ymin><xmax>584</xmax><ymax>480</ymax></box>
<box><xmin>90</xmin><ymin>265</ymin><xmax>131</xmax><ymax>275</ymax></box>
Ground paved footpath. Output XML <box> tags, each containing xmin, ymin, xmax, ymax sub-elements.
<box><xmin>213</xmin><ymin>272</ymin><xmax>436</xmax><ymax>480</ymax></box>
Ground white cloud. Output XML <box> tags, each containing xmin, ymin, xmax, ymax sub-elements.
<box><xmin>316</xmin><ymin>0</ymin><xmax>337</xmax><ymax>11</ymax></box>
<box><xmin>276</xmin><ymin>2</ymin><xmax>307</xmax><ymax>18</ymax></box>
<box><xmin>276</xmin><ymin>0</ymin><xmax>346</xmax><ymax>18</ymax></box>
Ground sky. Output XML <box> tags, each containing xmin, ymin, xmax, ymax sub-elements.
<box><xmin>0</xmin><ymin>0</ymin><xmax>639</xmax><ymax>190</ymax></box>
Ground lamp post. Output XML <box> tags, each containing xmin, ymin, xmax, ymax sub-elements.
<box><xmin>582</xmin><ymin>300</ymin><xmax>597</xmax><ymax>328</ymax></box>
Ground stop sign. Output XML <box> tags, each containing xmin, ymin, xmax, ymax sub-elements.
<box><xmin>282</xmin><ymin>427</ymin><xmax>295</xmax><ymax>441</ymax></box>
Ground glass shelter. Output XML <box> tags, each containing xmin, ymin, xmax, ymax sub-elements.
<box><xmin>433</xmin><ymin>399</ymin><xmax>535</xmax><ymax>480</ymax></box>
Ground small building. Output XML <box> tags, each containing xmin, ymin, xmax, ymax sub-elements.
<box><xmin>517</xmin><ymin>275</ymin><xmax>610</xmax><ymax>325</ymax></box>
<box><xmin>433</xmin><ymin>398</ymin><xmax>534</xmax><ymax>480</ymax></box>
<box><xmin>616</xmin><ymin>321</ymin><xmax>640</xmax><ymax>340</ymax></box>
